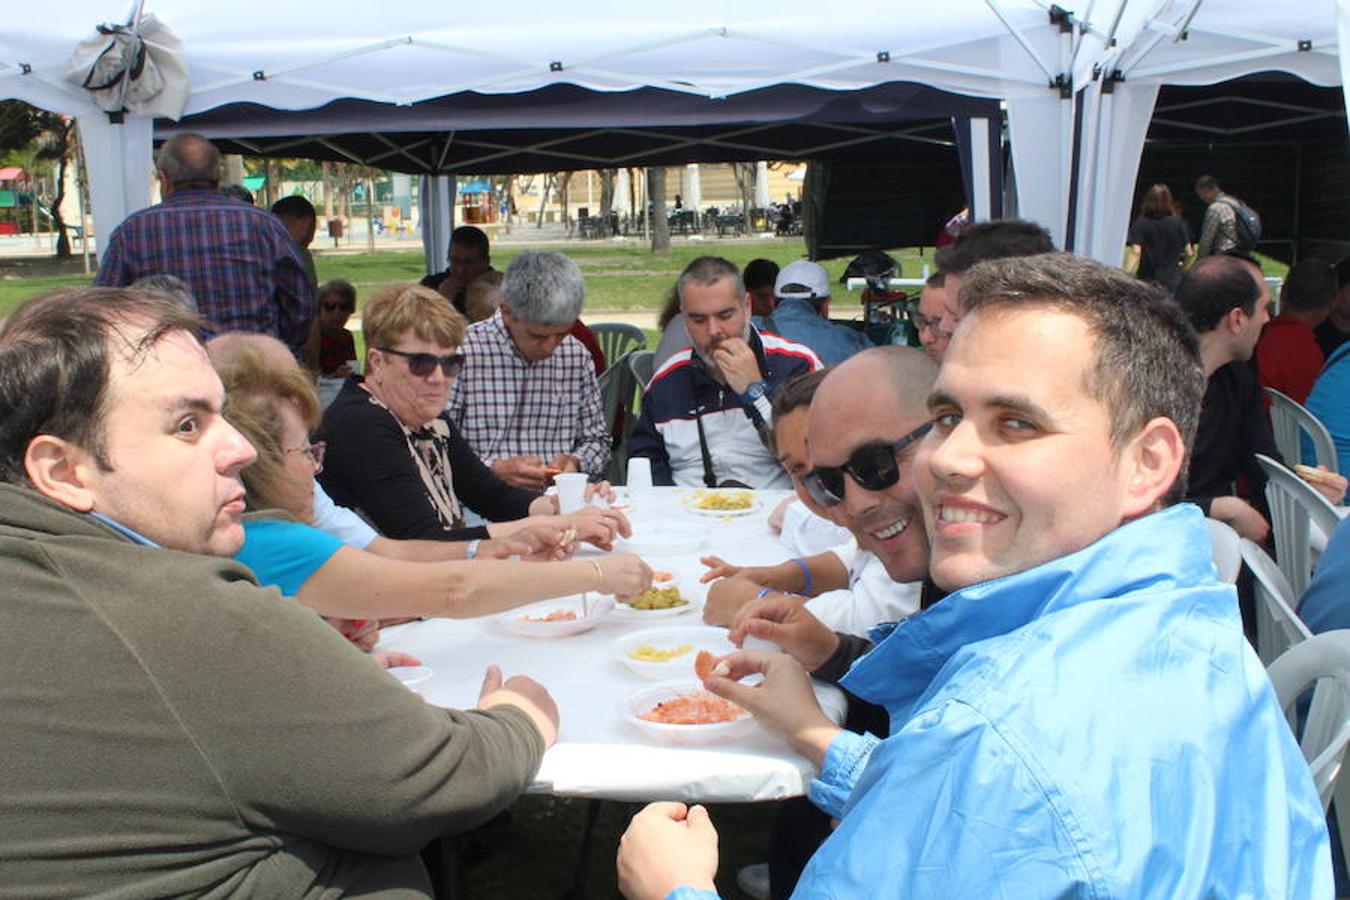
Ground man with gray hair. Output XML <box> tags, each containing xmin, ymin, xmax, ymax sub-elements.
<box><xmin>96</xmin><ymin>133</ymin><xmax>314</xmax><ymax>355</ymax></box>
<box><xmin>447</xmin><ymin>250</ymin><xmax>609</xmax><ymax>489</ymax></box>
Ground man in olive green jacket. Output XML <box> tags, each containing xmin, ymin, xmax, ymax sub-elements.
<box><xmin>0</xmin><ymin>287</ymin><xmax>557</xmax><ymax>897</ymax></box>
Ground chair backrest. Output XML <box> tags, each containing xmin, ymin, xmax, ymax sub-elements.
<box><xmin>1267</xmin><ymin>629</ymin><xmax>1350</xmax><ymax>812</ymax></box>
<box><xmin>628</xmin><ymin>349</ymin><xmax>656</xmax><ymax>390</ymax></box>
<box><xmin>590</xmin><ymin>323</ymin><xmax>647</xmax><ymax>368</ymax></box>
<box><xmin>1264</xmin><ymin>387</ymin><xmax>1339</xmax><ymax>473</ymax></box>
<box><xmin>1205</xmin><ymin>517</ymin><xmax>1243</xmax><ymax>584</ymax></box>
<box><xmin>1258</xmin><ymin>454</ymin><xmax>1343</xmax><ymax>598</ymax></box>
<box><xmin>598</xmin><ymin>350</ymin><xmax>639</xmax><ymax>483</ymax></box>
<box><xmin>1240</xmin><ymin>537</ymin><xmax>1313</xmax><ymax>667</ymax></box>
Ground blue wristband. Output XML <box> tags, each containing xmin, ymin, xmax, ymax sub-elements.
<box><xmin>790</xmin><ymin>557</ymin><xmax>813</xmax><ymax>596</ymax></box>
<box><xmin>754</xmin><ymin>586</ymin><xmax>774</xmax><ymax>600</ymax></box>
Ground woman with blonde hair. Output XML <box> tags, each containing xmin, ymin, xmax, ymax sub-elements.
<box><xmin>317</xmin><ymin>282</ymin><xmax>628</xmax><ymax>547</ymax></box>
<box><xmin>220</xmin><ymin>348</ymin><xmax>652</xmax><ymax>621</ymax></box>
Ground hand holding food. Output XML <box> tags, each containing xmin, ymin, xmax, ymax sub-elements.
<box><xmin>549</xmin><ymin>453</ymin><xmax>581</xmax><ymax>475</ymax></box>
<box><xmin>583</xmin><ymin>478</ymin><xmax>617</xmax><ymax>505</ymax></box>
<box><xmin>699</xmin><ymin>649</ymin><xmax>840</xmax><ymax>766</ymax></box>
<box><xmin>1296</xmin><ymin>464</ymin><xmax>1348</xmax><ymax>505</ymax></box>
<box><xmin>710</xmin><ymin>336</ymin><xmax>761</xmax><ymax>394</ymax></box>
<box><xmin>557</xmin><ymin>506</ymin><xmax>632</xmax><ymax>550</ymax></box>
<box><xmin>596</xmin><ymin>555</ymin><xmax>654</xmax><ymax>599</ymax></box>
<box><xmin>617</xmin><ymin>802</ymin><xmax>720</xmax><ymax>900</ymax></box>
<box><xmin>492</xmin><ymin>454</ymin><xmax>551</xmax><ymax>490</ymax></box>
<box><xmin>728</xmin><ymin>594</ymin><xmax>838</xmax><ymax>673</ymax></box>
<box><xmin>477</xmin><ymin>664</ymin><xmax>560</xmax><ymax>748</ymax></box>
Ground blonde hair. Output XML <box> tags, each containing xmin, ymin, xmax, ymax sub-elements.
<box><xmin>216</xmin><ymin>348</ymin><xmax>321</xmax><ymax>513</ymax></box>
<box><xmin>362</xmin><ymin>282</ymin><xmax>466</xmax><ymax>353</ymax></box>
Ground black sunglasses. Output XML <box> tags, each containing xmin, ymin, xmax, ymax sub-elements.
<box><xmin>378</xmin><ymin>347</ymin><xmax>465</xmax><ymax>378</ymax></box>
<box><xmin>801</xmin><ymin>421</ymin><xmax>933</xmax><ymax>507</ymax></box>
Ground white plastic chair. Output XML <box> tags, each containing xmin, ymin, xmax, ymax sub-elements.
<box><xmin>1240</xmin><ymin>538</ymin><xmax>1312</xmax><ymax>668</ymax></box>
<box><xmin>1258</xmin><ymin>454</ymin><xmax>1343</xmax><ymax>598</ymax></box>
<box><xmin>1266</xmin><ymin>630</ymin><xmax>1350</xmax><ymax>867</ymax></box>
<box><xmin>1264</xmin><ymin>387</ymin><xmax>1339</xmax><ymax>473</ymax></box>
<box><xmin>1205</xmin><ymin>518</ymin><xmax>1243</xmax><ymax>584</ymax></box>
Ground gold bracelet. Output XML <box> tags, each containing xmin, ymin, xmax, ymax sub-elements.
<box><xmin>588</xmin><ymin>559</ymin><xmax>604</xmax><ymax>588</ymax></box>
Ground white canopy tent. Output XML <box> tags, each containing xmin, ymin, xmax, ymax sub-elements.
<box><xmin>1</xmin><ymin>1</ymin><xmax>1346</xmax><ymax>264</ymax></box>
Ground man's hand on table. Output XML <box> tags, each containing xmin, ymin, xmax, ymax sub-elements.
<box><xmin>710</xmin><ymin>337</ymin><xmax>761</xmax><ymax>395</ymax></box>
<box><xmin>728</xmin><ymin>595</ymin><xmax>839</xmax><ymax>675</ymax></box>
<box><xmin>618</xmin><ymin>801</ymin><xmax>719</xmax><ymax>900</ymax></box>
<box><xmin>701</xmin><ymin>649</ymin><xmax>841</xmax><ymax>768</ymax></box>
<box><xmin>703</xmin><ymin>573</ymin><xmax>780</xmax><ymax>626</ymax></box>
<box><xmin>477</xmin><ymin>664</ymin><xmax>560</xmax><ymax>748</ymax></box>
<box><xmin>493</xmin><ymin>455</ymin><xmax>551</xmax><ymax>490</ymax></box>
<box><xmin>1210</xmin><ymin>496</ymin><xmax>1271</xmax><ymax>543</ymax></box>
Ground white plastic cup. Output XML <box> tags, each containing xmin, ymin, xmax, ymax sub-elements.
<box><xmin>555</xmin><ymin>472</ymin><xmax>590</xmax><ymax>513</ymax></box>
<box><xmin>627</xmin><ymin>457</ymin><xmax>653</xmax><ymax>495</ymax></box>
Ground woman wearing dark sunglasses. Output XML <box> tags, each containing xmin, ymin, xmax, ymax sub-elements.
<box><xmin>222</xmin><ymin>349</ymin><xmax>652</xmax><ymax>622</ymax></box>
<box><xmin>318</xmin><ymin>283</ymin><xmax>629</xmax><ymax>550</ymax></box>
<box><xmin>304</xmin><ymin>278</ymin><xmax>358</xmax><ymax>378</ymax></box>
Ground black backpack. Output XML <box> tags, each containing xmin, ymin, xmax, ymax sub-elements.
<box><xmin>1220</xmin><ymin>197</ymin><xmax>1262</xmax><ymax>251</ymax></box>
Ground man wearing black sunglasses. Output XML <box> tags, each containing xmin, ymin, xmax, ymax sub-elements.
<box><xmin>620</xmin><ymin>253</ymin><xmax>1330</xmax><ymax>899</ymax></box>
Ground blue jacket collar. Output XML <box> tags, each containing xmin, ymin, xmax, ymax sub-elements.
<box><xmin>843</xmin><ymin>503</ymin><xmax>1214</xmax><ymax>713</ymax></box>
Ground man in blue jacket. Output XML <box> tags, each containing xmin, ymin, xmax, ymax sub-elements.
<box><xmin>618</xmin><ymin>253</ymin><xmax>1330</xmax><ymax>899</ymax></box>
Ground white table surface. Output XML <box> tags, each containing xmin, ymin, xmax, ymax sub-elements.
<box><xmin>378</xmin><ymin>487</ymin><xmax>846</xmax><ymax>803</ymax></box>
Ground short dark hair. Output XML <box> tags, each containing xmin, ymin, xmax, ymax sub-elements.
<box><xmin>961</xmin><ymin>253</ymin><xmax>1203</xmax><ymax>504</ymax></box>
<box><xmin>449</xmin><ymin>225</ymin><xmax>490</xmax><ymax>261</ymax></box>
<box><xmin>270</xmin><ymin>195</ymin><xmax>316</xmax><ymax>222</ymax></box>
<box><xmin>1195</xmin><ymin>174</ymin><xmax>1221</xmax><ymax>193</ymax></box>
<box><xmin>1280</xmin><ymin>259</ymin><xmax>1338</xmax><ymax>313</ymax></box>
<box><xmin>1174</xmin><ymin>255</ymin><xmax>1261</xmax><ymax>332</ymax></box>
<box><xmin>768</xmin><ymin>369</ymin><xmax>828</xmax><ymax>455</ymax></box>
<box><xmin>743</xmin><ymin>259</ymin><xmax>780</xmax><ymax>291</ymax></box>
<box><xmin>219</xmin><ymin>183</ymin><xmax>255</xmax><ymax>205</ymax></box>
<box><xmin>0</xmin><ymin>288</ymin><xmax>206</xmax><ymax>484</ymax></box>
<box><xmin>317</xmin><ymin>278</ymin><xmax>357</xmax><ymax>308</ymax></box>
<box><xmin>933</xmin><ymin>219</ymin><xmax>1055</xmax><ymax>276</ymax></box>
<box><xmin>676</xmin><ymin>256</ymin><xmax>745</xmax><ymax>306</ymax></box>
<box><xmin>1335</xmin><ymin>255</ymin><xmax>1350</xmax><ymax>290</ymax></box>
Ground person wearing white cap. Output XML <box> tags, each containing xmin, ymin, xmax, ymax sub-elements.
<box><xmin>763</xmin><ymin>260</ymin><xmax>873</xmax><ymax>366</ymax></box>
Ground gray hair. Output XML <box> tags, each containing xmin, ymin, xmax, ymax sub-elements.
<box><xmin>501</xmin><ymin>251</ymin><xmax>585</xmax><ymax>325</ymax></box>
<box><xmin>131</xmin><ymin>274</ymin><xmax>198</xmax><ymax>314</ymax></box>
<box><xmin>156</xmin><ymin>134</ymin><xmax>221</xmax><ymax>186</ymax></box>
<box><xmin>676</xmin><ymin>256</ymin><xmax>745</xmax><ymax>308</ymax></box>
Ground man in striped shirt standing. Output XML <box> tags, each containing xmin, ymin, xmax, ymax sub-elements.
<box><xmin>96</xmin><ymin>133</ymin><xmax>315</xmax><ymax>356</ymax></box>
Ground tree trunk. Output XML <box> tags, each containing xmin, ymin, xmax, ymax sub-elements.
<box><xmin>648</xmin><ymin>167</ymin><xmax>671</xmax><ymax>254</ymax></box>
<box><xmin>557</xmin><ymin>171</ymin><xmax>573</xmax><ymax>229</ymax></box>
<box><xmin>536</xmin><ymin>173</ymin><xmax>554</xmax><ymax>229</ymax></box>
<box><xmin>599</xmin><ymin>168</ymin><xmax>615</xmax><ymax>217</ymax></box>
<box><xmin>320</xmin><ymin>161</ymin><xmax>334</xmax><ymax>219</ymax></box>
<box><xmin>50</xmin><ymin>120</ymin><xmax>73</xmax><ymax>258</ymax></box>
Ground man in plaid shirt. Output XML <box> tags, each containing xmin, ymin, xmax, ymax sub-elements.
<box><xmin>96</xmin><ymin>134</ymin><xmax>315</xmax><ymax>354</ymax></box>
<box><xmin>447</xmin><ymin>251</ymin><xmax>609</xmax><ymax>490</ymax></box>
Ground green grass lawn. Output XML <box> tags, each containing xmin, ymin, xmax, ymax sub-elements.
<box><xmin>1</xmin><ymin>240</ymin><xmax>1292</xmax><ymax>322</ymax></box>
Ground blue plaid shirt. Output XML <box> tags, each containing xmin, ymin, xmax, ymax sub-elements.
<box><xmin>96</xmin><ymin>190</ymin><xmax>315</xmax><ymax>351</ymax></box>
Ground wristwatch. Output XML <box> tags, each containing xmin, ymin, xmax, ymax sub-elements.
<box><xmin>738</xmin><ymin>380</ymin><xmax>769</xmax><ymax>403</ymax></box>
